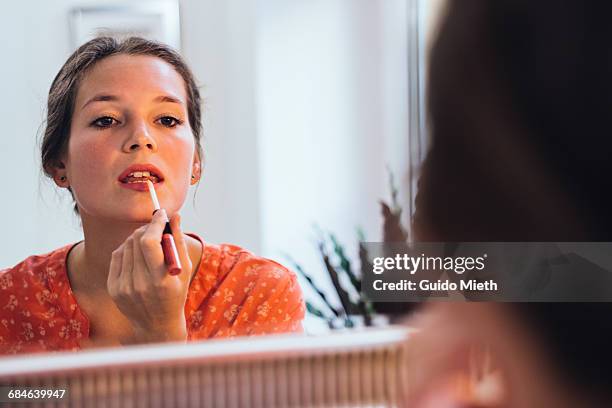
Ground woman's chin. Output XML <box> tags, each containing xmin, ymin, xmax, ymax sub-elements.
<box><xmin>98</xmin><ymin>208</ymin><xmax>155</xmax><ymax>224</ymax></box>
<box><xmin>123</xmin><ymin>211</ymin><xmax>155</xmax><ymax>223</ymax></box>
<box><xmin>79</xmin><ymin>203</ymin><xmax>174</xmax><ymax>224</ymax></box>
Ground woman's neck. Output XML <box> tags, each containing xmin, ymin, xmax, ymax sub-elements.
<box><xmin>69</xmin><ymin>214</ymin><xmax>148</xmax><ymax>294</ymax></box>
<box><xmin>67</xmin><ymin>213</ymin><xmax>203</xmax><ymax>296</ymax></box>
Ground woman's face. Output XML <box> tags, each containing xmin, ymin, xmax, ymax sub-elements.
<box><xmin>65</xmin><ymin>54</ymin><xmax>198</xmax><ymax>222</ymax></box>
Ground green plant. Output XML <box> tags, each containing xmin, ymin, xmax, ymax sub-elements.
<box><xmin>287</xmin><ymin>170</ymin><xmax>413</xmax><ymax>328</ymax></box>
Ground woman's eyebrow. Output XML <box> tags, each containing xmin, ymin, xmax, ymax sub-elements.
<box><xmin>153</xmin><ymin>94</ymin><xmax>185</xmax><ymax>106</ymax></box>
<box><xmin>80</xmin><ymin>94</ymin><xmax>185</xmax><ymax>111</ymax></box>
<box><xmin>80</xmin><ymin>94</ymin><xmax>118</xmax><ymax>111</ymax></box>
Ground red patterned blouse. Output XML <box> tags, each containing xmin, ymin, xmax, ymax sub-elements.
<box><xmin>0</xmin><ymin>234</ymin><xmax>305</xmax><ymax>355</ymax></box>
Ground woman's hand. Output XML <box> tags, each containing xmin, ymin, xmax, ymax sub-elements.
<box><xmin>107</xmin><ymin>209</ymin><xmax>193</xmax><ymax>344</ymax></box>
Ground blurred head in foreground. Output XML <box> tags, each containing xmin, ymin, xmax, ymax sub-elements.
<box><xmin>411</xmin><ymin>1</ymin><xmax>612</xmax><ymax>406</ymax></box>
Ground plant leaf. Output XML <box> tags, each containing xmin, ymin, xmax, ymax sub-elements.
<box><xmin>380</xmin><ymin>200</ymin><xmax>408</xmax><ymax>243</ymax></box>
<box><xmin>319</xmin><ymin>240</ymin><xmax>359</xmax><ymax>315</ymax></box>
<box><xmin>283</xmin><ymin>253</ymin><xmax>341</xmax><ymax>318</ymax></box>
<box><xmin>329</xmin><ymin>233</ymin><xmax>362</xmax><ymax>292</ymax></box>
<box><xmin>306</xmin><ymin>301</ymin><xmax>329</xmax><ymax>320</ymax></box>
<box><xmin>329</xmin><ymin>233</ymin><xmax>373</xmax><ymax>326</ymax></box>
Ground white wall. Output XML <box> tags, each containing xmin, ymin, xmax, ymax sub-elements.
<box><xmin>179</xmin><ymin>0</ymin><xmax>262</xmax><ymax>254</ymax></box>
<box><xmin>255</xmin><ymin>0</ymin><xmax>409</xmax><ymax>325</ymax></box>
<box><xmin>2</xmin><ymin>2</ymin><xmax>40</xmax><ymax>263</ymax></box>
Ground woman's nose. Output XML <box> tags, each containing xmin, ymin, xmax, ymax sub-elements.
<box><xmin>122</xmin><ymin>124</ymin><xmax>158</xmax><ymax>153</ymax></box>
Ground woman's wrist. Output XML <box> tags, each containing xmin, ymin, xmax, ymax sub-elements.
<box><xmin>125</xmin><ymin>321</ymin><xmax>188</xmax><ymax>345</ymax></box>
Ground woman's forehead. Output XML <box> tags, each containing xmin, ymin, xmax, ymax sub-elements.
<box><xmin>76</xmin><ymin>54</ymin><xmax>187</xmax><ymax>108</ymax></box>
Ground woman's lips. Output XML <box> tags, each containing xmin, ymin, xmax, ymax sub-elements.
<box><xmin>119</xmin><ymin>180</ymin><xmax>163</xmax><ymax>192</ymax></box>
<box><xmin>118</xmin><ymin>164</ymin><xmax>165</xmax><ymax>182</ymax></box>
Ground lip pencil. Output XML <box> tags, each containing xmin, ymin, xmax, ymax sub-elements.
<box><xmin>145</xmin><ymin>180</ymin><xmax>182</xmax><ymax>275</ymax></box>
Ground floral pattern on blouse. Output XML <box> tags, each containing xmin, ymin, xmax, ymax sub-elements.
<box><xmin>0</xmin><ymin>234</ymin><xmax>305</xmax><ymax>355</ymax></box>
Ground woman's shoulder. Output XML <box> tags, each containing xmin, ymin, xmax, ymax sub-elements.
<box><xmin>199</xmin><ymin>240</ymin><xmax>298</xmax><ymax>285</ymax></box>
<box><xmin>0</xmin><ymin>244</ymin><xmax>80</xmax><ymax>354</ymax></box>
<box><xmin>0</xmin><ymin>244</ymin><xmax>73</xmax><ymax>292</ymax></box>
<box><xmin>186</xmin><ymin>237</ymin><xmax>305</xmax><ymax>337</ymax></box>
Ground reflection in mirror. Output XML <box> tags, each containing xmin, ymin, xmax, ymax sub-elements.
<box><xmin>0</xmin><ymin>0</ymin><xmax>434</xmax><ymax>357</ymax></box>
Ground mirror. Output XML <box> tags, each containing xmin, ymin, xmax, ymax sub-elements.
<box><xmin>0</xmin><ymin>0</ymin><xmax>441</xmax><ymax>356</ymax></box>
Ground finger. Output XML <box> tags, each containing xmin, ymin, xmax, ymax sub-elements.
<box><xmin>108</xmin><ymin>243</ymin><xmax>124</xmax><ymax>295</ymax></box>
<box><xmin>403</xmin><ymin>304</ymin><xmax>507</xmax><ymax>406</ymax></box>
<box><xmin>140</xmin><ymin>209</ymin><xmax>169</xmax><ymax>278</ymax></box>
<box><xmin>169</xmin><ymin>212</ymin><xmax>191</xmax><ymax>277</ymax></box>
<box><xmin>132</xmin><ymin>227</ymin><xmax>152</xmax><ymax>294</ymax></box>
<box><xmin>398</xmin><ymin>306</ymin><xmax>470</xmax><ymax>404</ymax></box>
<box><xmin>119</xmin><ymin>237</ymin><xmax>135</xmax><ymax>295</ymax></box>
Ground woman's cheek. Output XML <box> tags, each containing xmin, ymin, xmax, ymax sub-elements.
<box><xmin>163</xmin><ymin>153</ymin><xmax>194</xmax><ymax>210</ymax></box>
<box><xmin>68</xmin><ymin>141</ymin><xmax>115</xmax><ymax>208</ymax></box>
<box><xmin>163</xmin><ymin>136</ymin><xmax>195</xmax><ymax>181</ymax></box>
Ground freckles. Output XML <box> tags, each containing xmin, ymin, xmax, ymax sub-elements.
<box><xmin>162</xmin><ymin>138</ymin><xmax>195</xmax><ymax>170</ymax></box>
<box><xmin>70</xmin><ymin>139</ymin><xmax>112</xmax><ymax>178</ymax></box>
<box><xmin>165</xmin><ymin>148</ymin><xmax>192</xmax><ymax>162</ymax></box>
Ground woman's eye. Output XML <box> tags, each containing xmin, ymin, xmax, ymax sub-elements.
<box><xmin>157</xmin><ymin>116</ymin><xmax>183</xmax><ymax>128</ymax></box>
<box><xmin>91</xmin><ymin>116</ymin><xmax>118</xmax><ymax>129</ymax></box>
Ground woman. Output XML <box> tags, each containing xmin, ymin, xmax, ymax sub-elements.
<box><xmin>0</xmin><ymin>37</ymin><xmax>304</xmax><ymax>354</ymax></box>
<box><xmin>407</xmin><ymin>0</ymin><xmax>612</xmax><ymax>406</ymax></box>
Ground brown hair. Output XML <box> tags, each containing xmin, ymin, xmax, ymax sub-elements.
<box><xmin>41</xmin><ymin>37</ymin><xmax>203</xmax><ymax>212</ymax></box>
<box><xmin>414</xmin><ymin>0</ymin><xmax>612</xmax><ymax>242</ymax></box>
<box><xmin>415</xmin><ymin>0</ymin><xmax>612</xmax><ymax>402</ymax></box>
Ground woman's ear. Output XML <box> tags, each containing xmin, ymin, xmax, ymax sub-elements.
<box><xmin>51</xmin><ymin>161</ymin><xmax>70</xmax><ymax>188</ymax></box>
<box><xmin>191</xmin><ymin>156</ymin><xmax>202</xmax><ymax>185</ymax></box>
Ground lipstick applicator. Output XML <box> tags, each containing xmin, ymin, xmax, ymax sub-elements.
<box><xmin>145</xmin><ymin>180</ymin><xmax>182</xmax><ymax>275</ymax></box>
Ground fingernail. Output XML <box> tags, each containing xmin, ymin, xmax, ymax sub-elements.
<box><xmin>157</xmin><ymin>208</ymin><xmax>169</xmax><ymax>222</ymax></box>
